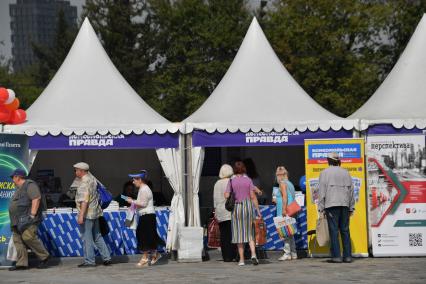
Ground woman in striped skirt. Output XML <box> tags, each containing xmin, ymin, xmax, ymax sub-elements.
<box><xmin>224</xmin><ymin>161</ymin><xmax>261</xmax><ymax>266</ymax></box>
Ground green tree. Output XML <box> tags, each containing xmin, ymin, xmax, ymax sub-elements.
<box><xmin>148</xmin><ymin>0</ymin><xmax>251</xmax><ymax>121</ymax></box>
<box><xmin>263</xmin><ymin>0</ymin><xmax>394</xmax><ymax>117</ymax></box>
<box><xmin>32</xmin><ymin>9</ymin><xmax>78</xmax><ymax>86</ymax></box>
<box><xmin>385</xmin><ymin>0</ymin><xmax>426</xmax><ymax>71</ymax></box>
<box><xmin>83</xmin><ymin>0</ymin><xmax>157</xmax><ymax>102</ymax></box>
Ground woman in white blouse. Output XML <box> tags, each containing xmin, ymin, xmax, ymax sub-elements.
<box><xmin>127</xmin><ymin>170</ymin><xmax>165</xmax><ymax>267</ymax></box>
<box><xmin>213</xmin><ymin>164</ymin><xmax>237</xmax><ymax>262</ymax></box>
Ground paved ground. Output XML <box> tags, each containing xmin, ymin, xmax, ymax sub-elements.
<box><xmin>0</xmin><ymin>251</ymin><xmax>425</xmax><ymax>284</ymax></box>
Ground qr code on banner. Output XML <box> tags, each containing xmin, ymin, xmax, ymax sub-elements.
<box><xmin>409</xmin><ymin>233</ymin><xmax>423</xmax><ymax>247</ymax></box>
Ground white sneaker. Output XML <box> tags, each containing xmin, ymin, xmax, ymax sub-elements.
<box><xmin>291</xmin><ymin>254</ymin><xmax>298</xmax><ymax>260</ymax></box>
<box><xmin>278</xmin><ymin>254</ymin><xmax>292</xmax><ymax>261</ymax></box>
<box><xmin>238</xmin><ymin>262</ymin><xmax>245</xmax><ymax>266</ymax></box>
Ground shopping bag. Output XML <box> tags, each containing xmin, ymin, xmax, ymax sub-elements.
<box><xmin>254</xmin><ymin>218</ymin><xmax>267</xmax><ymax>246</ymax></box>
<box><xmin>316</xmin><ymin>212</ymin><xmax>329</xmax><ymax>246</ymax></box>
<box><xmin>207</xmin><ymin>217</ymin><xmax>221</xmax><ymax>248</ymax></box>
<box><xmin>7</xmin><ymin>236</ymin><xmax>17</xmax><ymax>261</ymax></box>
<box><xmin>273</xmin><ymin>216</ymin><xmax>298</xmax><ymax>239</ymax></box>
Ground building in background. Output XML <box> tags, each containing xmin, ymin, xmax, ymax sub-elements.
<box><xmin>10</xmin><ymin>0</ymin><xmax>77</xmax><ymax>72</ymax></box>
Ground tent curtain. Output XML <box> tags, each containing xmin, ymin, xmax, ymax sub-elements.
<box><xmin>156</xmin><ymin>143</ymin><xmax>184</xmax><ymax>251</ymax></box>
<box><xmin>188</xmin><ymin>146</ymin><xmax>205</xmax><ymax>227</ymax></box>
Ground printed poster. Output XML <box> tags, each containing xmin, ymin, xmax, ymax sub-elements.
<box><xmin>367</xmin><ymin>135</ymin><xmax>426</xmax><ymax>256</ymax></box>
<box><xmin>305</xmin><ymin>138</ymin><xmax>368</xmax><ymax>257</ymax></box>
<box><xmin>0</xmin><ymin>134</ymin><xmax>29</xmax><ymax>266</ymax></box>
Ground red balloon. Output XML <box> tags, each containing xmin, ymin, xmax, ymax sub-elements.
<box><xmin>0</xmin><ymin>87</ymin><xmax>9</xmax><ymax>104</ymax></box>
<box><xmin>7</xmin><ymin>109</ymin><xmax>27</xmax><ymax>124</ymax></box>
<box><xmin>0</xmin><ymin>106</ymin><xmax>12</xmax><ymax>123</ymax></box>
<box><xmin>4</xmin><ymin>98</ymin><xmax>20</xmax><ymax>111</ymax></box>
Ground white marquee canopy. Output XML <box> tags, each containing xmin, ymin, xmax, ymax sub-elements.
<box><xmin>184</xmin><ymin>18</ymin><xmax>357</xmax><ymax>134</ymax></box>
<box><xmin>349</xmin><ymin>14</ymin><xmax>426</xmax><ymax>130</ymax></box>
<box><xmin>4</xmin><ymin>18</ymin><xmax>178</xmax><ymax>136</ymax></box>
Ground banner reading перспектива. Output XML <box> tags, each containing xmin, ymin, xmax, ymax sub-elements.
<box><xmin>0</xmin><ymin>134</ymin><xmax>29</xmax><ymax>266</ymax></box>
<box><xmin>367</xmin><ymin>134</ymin><xmax>426</xmax><ymax>257</ymax></box>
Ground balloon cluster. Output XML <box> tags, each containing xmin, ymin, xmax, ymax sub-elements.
<box><xmin>0</xmin><ymin>87</ymin><xmax>27</xmax><ymax>124</ymax></box>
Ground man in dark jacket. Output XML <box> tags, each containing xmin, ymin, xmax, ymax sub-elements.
<box><xmin>8</xmin><ymin>169</ymin><xmax>49</xmax><ymax>271</ymax></box>
<box><xmin>318</xmin><ymin>153</ymin><xmax>355</xmax><ymax>263</ymax></box>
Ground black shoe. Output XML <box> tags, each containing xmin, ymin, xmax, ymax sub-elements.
<box><xmin>8</xmin><ymin>266</ymin><xmax>29</xmax><ymax>271</ymax></box>
<box><xmin>327</xmin><ymin>258</ymin><xmax>343</xmax><ymax>263</ymax></box>
<box><xmin>343</xmin><ymin>257</ymin><xmax>353</xmax><ymax>263</ymax></box>
<box><xmin>37</xmin><ymin>257</ymin><xmax>50</xmax><ymax>269</ymax></box>
<box><xmin>77</xmin><ymin>263</ymin><xmax>96</xmax><ymax>268</ymax></box>
<box><xmin>103</xmin><ymin>260</ymin><xmax>112</xmax><ymax>266</ymax></box>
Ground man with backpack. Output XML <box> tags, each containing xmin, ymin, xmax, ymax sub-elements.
<box><xmin>8</xmin><ymin>169</ymin><xmax>50</xmax><ymax>271</ymax></box>
<box><xmin>73</xmin><ymin>162</ymin><xmax>111</xmax><ymax>267</ymax></box>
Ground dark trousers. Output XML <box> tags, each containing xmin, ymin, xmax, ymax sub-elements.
<box><xmin>325</xmin><ymin>206</ymin><xmax>352</xmax><ymax>259</ymax></box>
<box><xmin>219</xmin><ymin>220</ymin><xmax>236</xmax><ymax>262</ymax></box>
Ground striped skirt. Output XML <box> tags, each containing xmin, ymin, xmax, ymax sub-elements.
<box><xmin>231</xmin><ymin>199</ymin><xmax>255</xmax><ymax>244</ymax></box>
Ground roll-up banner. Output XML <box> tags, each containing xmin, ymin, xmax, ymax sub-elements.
<box><xmin>0</xmin><ymin>134</ymin><xmax>29</xmax><ymax>266</ymax></box>
<box><xmin>366</xmin><ymin>134</ymin><xmax>426</xmax><ymax>256</ymax></box>
<box><xmin>305</xmin><ymin>138</ymin><xmax>368</xmax><ymax>257</ymax></box>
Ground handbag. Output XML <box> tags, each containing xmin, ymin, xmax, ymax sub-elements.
<box><xmin>274</xmin><ymin>216</ymin><xmax>298</xmax><ymax>239</ymax></box>
<box><xmin>225</xmin><ymin>179</ymin><xmax>235</xmax><ymax>212</ymax></box>
<box><xmin>99</xmin><ymin>216</ymin><xmax>110</xmax><ymax>236</ymax></box>
<box><xmin>286</xmin><ymin>201</ymin><xmax>302</xmax><ymax>217</ymax></box>
<box><xmin>254</xmin><ymin>218</ymin><xmax>267</xmax><ymax>246</ymax></box>
<box><xmin>207</xmin><ymin>216</ymin><xmax>221</xmax><ymax>248</ymax></box>
<box><xmin>316</xmin><ymin>211</ymin><xmax>329</xmax><ymax>246</ymax></box>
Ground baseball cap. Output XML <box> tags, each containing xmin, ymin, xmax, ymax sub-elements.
<box><xmin>10</xmin><ymin>169</ymin><xmax>28</xmax><ymax>179</ymax></box>
<box><xmin>327</xmin><ymin>152</ymin><xmax>340</xmax><ymax>161</ymax></box>
<box><xmin>73</xmin><ymin>162</ymin><xmax>90</xmax><ymax>170</ymax></box>
<box><xmin>128</xmin><ymin>170</ymin><xmax>148</xmax><ymax>179</ymax></box>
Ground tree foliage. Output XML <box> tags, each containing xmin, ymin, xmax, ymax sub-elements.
<box><xmin>2</xmin><ymin>0</ymin><xmax>426</xmax><ymax>120</ymax></box>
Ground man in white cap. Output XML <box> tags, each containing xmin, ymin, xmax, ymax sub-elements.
<box><xmin>318</xmin><ymin>152</ymin><xmax>355</xmax><ymax>263</ymax></box>
<box><xmin>73</xmin><ymin>162</ymin><xmax>111</xmax><ymax>267</ymax></box>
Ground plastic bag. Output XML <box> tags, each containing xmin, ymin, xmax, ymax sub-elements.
<box><xmin>273</xmin><ymin>216</ymin><xmax>298</xmax><ymax>239</ymax></box>
<box><xmin>7</xmin><ymin>236</ymin><xmax>17</xmax><ymax>261</ymax></box>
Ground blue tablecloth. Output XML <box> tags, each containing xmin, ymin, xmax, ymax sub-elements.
<box><xmin>38</xmin><ymin>205</ymin><xmax>306</xmax><ymax>257</ymax></box>
<box><xmin>260</xmin><ymin>205</ymin><xmax>308</xmax><ymax>251</ymax></box>
<box><xmin>38</xmin><ymin>209</ymin><xmax>169</xmax><ymax>257</ymax></box>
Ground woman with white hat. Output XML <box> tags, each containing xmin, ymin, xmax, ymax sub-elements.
<box><xmin>126</xmin><ymin>170</ymin><xmax>165</xmax><ymax>267</ymax></box>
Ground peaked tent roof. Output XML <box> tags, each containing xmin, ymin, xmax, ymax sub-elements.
<box><xmin>184</xmin><ymin>18</ymin><xmax>357</xmax><ymax>134</ymax></box>
<box><xmin>349</xmin><ymin>14</ymin><xmax>426</xmax><ymax>130</ymax></box>
<box><xmin>5</xmin><ymin>18</ymin><xmax>178</xmax><ymax>136</ymax></box>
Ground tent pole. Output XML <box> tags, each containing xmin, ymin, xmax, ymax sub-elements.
<box><xmin>186</xmin><ymin>134</ymin><xmax>194</xmax><ymax>226</ymax></box>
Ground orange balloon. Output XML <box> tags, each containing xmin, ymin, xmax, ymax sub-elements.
<box><xmin>7</xmin><ymin>109</ymin><xmax>26</xmax><ymax>124</ymax></box>
<box><xmin>0</xmin><ymin>106</ymin><xmax>12</xmax><ymax>123</ymax></box>
<box><xmin>4</xmin><ymin>98</ymin><xmax>20</xmax><ymax>111</ymax></box>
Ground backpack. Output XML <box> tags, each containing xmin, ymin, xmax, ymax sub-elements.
<box><xmin>96</xmin><ymin>180</ymin><xmax>113</xmax><ymax>209</ymax></box>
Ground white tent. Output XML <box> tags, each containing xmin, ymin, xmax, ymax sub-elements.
<box><xmin>5</xmin><ymin>18</ymin><xmax>177</xmax><ymax>136</ymax></box>
<box><xmin>184</xmin><ymin>18</ymin><xmax>356</xmax><ymax>134</ymax></box>
<box><xmin>349</xmin><ymin>14</ymin><xmax>426</xmax><ymax>130</ymax></box>
<box><xmin>4</xmin><ymin>18</ymin><xmax>184</xmax><ymax>251</ymax></box>
<box><xmin>183</xmin><ymin>18</ymin><xmax>357</xmax><ymax>226</ymax></box>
